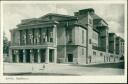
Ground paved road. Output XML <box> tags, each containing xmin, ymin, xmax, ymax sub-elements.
<box><xmin>4</xmin><ymin>62</ymin><xmax>124</xmax><ymax>76</ymax></box>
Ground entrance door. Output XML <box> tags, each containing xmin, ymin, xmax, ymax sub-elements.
<box><xmin>49</xmin><ymin>49</ymin><xmax>54</xmax><ymax>62</ymax></box>
<box><xmin>68</xmin><ymin>54</ymin><xmax>73</xmax><ymax>62</ymax></box>
<box><xmin>19</xmin><ymin>50</ymin><xmax>23</xmax><ymax>63</ymax></box>
<box><xmin>26</xmin><ymin>49</ymin><xmax>30</xmax><ymax>63</ymax></box>
<box><xmin>33</xmin><ymin>49</ymin><xmax>38</xmax><ymax>63</ymax></box>
<box><xmin>40</xmin><ymin>49</ymin><xmax>45</xmax><ymax>63</ymax></box>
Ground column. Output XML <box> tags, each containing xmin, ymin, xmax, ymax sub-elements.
<box><xmin>9</xmin><ymin>48</ymin><xmax>12</xmax><ymax>63</ymax></box>
<box><xmin>45</xmin><ymin>48</ymin><xmax>49</xmax><ymax>63</ymax></box>
<box><xmin>16</xmin><ymin>50</ymin><xmax>19</xmax><ymax>63</ymax></box>
<box><xmin>24</xmin><ymin>30</ymin><xmax>27</xmax><ymax>45</ymax></box>
<box><xmin>37</xmin><ymin>49</ymin><xmax>41</xmax><ymax>63</ymax></box>
<box><xmin>54</xmin><ymin>49</ymin><xmax>57</xmax><ymax>63</ymax></box>
<box><xmin>30</xmin><ymin>49</ymin><xmax>34</xmax><ymax>63</ymax></box>
<box><xmin>23</xmin><ymin>49</ymin><xmax>26</xmax><ymax>63</ymax></box>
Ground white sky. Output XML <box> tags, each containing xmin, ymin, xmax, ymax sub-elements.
<box><xmin>2</xmin><ymin>3</ymin><xmax>125</xmax><ymax>41</ymax></box>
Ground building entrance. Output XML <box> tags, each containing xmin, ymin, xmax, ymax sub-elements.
<box><xmin>33</xmin><ymin>49</ymin><xmax>38</xmax><ymax>63</ymax></box>
<box><xmin>68</xmin><ymin>54</ymin><xmax>73</xmax><ymax>62</ymax></box>
<box><xmin>12</xmin><ymin>50</ymin><xmax>16</xmax><ymax>62</ymax></box>
<box><xmin>49</xmin><ymin>49</ymin><xmax>54</xmax><ymax>62</ymax></box>
<box><xmin>40</xmin><ymin>49</ymin><xmax>45</xmax><ymax>63</ymax></box>
<box><xmin>19</xmin><ymin>50</ymin><xmax>23</xmax><ymax>63</ymax></box>
<box><xmin>26</xmin><ymin>49</ymin><xmax>30</xmax><ymax>63</ymax></box>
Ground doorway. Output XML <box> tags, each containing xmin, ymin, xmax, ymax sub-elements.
<box><xmin>33</xmin><ymin>49</ymin><xmax>38</xmax><ymax>63</ymax></box>
<box><xmin>40</xmin><ymin>49</ymin><xmax>45</xmax><ymax>63</ymax></box>
<box><xmin>68</xmin><ymin>54</ymin><xmax>73</xmax><ymax>62</ymax></box>
<box><xmin>26</xmin><ymin>49</ymin><xmax>30</xmax><ymax>63</ymax></box>
<box><xmin>12</xmin><ymin>50</ymin><xmax>16</xmax><ymax>63</ymax></box>
<box><xmin>49</xmin><ymin>49</ymin><xmax>54</xmax><ymax>62</ymax></box>
<box><xmin>19</xmin><ymin>50</ymin><xmax>23</xmax><ymax>63</ymax></box>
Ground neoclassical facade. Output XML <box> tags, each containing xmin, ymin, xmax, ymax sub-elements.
<box><xmin>9</xmin><ymin>8</ymin><xmax>124</xmax><ymax>64</ymax></box>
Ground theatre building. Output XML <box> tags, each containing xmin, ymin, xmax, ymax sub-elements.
<box><xmin>9</xmin><ymin>8</ymin><xmax>124</xmax><ymax>64</ymax></box>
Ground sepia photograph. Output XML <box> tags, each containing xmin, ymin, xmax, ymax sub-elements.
<box><xmin>0</xmin><ymin>0</ymin><xmax>127</xmax><ymax>83</ymax></box>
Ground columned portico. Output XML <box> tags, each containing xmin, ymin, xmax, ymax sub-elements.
<box><xmin>10</xmin><ymin>48</ymin><xmax>57</xmax><ymax>64</ymax></box>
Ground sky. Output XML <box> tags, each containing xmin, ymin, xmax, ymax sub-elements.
<box><xmin>2</xmin><ymin>3</ymin><xmax>125</xmax><ymax>41</ymax></box>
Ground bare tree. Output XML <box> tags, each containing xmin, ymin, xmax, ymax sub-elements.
<box><xmin>3</xmin><ymin>32</ymin><xmax>10</xmax><ymax>55</ymax></box>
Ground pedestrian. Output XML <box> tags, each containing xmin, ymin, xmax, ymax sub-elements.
<box><xmin>43</xmin><ymin>64</ymin><xmax>45</xmax><ymax>69</ymax></box>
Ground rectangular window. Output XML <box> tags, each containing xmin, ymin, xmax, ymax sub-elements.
<box><xmin>89</xmin><ymin>39</ymin><xmax>91</xmax><ymax>44</ymax></box>
<box><xmin>42</xmin><ymin>33</ymin><xmax>46</xmax><ymax>43</ymax></box>
<box><xmin>100</xmin><ymin>53</ymin><xmax>103</xmax><ymax>56</ymax></box>
<box><xmin>68</xmin><ymin>30</ymin><xmax>72</xmax><ymax>43</ymax></box>
<box><xmin>89</xmin><ymin>19</ymin><xmax>92</xmax><ymax>24</ymax></box>
<box><xmin>43</xmin><ymin>38</ymin><xmax>45</xmax><ymax>42</ymax></box>
<box><xmin>93</xmin><ymin>51</ymin><xmax>96</xmax><ymax>55</ymax></box>
<box><xmin>50</xmin><ymin>38</ymin><xmax>53</xmax><ymax>42</ymax></box>
<box><xmin>50</xmin><ymin>32</ymin><xmax>53</xmax><ymax>37</ymax></box>
<box><xmin>110</xmin><ymin>55</ymin><xmax>113</xmax><ymax>57</ymax></box>
<box><xmin>82</xmin><ymin>30</ymin><xmax>84</xmax><ymax>43</ymax></box>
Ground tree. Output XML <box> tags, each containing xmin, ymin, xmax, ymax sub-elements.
<box><xmin>3</xmin><ymin>32</ymin><xmax>10</xmax><ymax>55</ymax></box>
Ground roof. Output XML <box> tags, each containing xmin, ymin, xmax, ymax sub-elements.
<box><xmin>91</xmin><ymin>14</ymin><xmax>108</xmax><ymax>25</ymax></box>
<box><xmin>17</xmin><ymin>20</ymin><xmax>59</xmax><ymax>29</ymax></box>
<box><xmin>19</xmin><ymin>13</ymin><xmax>77</xmax><ymax>26</ymax></box>
<box><xmin>109</xmin><ymin>33</ymin><xmax>117</xmax><ymax>36</ymax></box>
<box><xmin>79</xmin><ymin>8</ymin><xmax>94</xmax><ymax>14</ymax></box>
<box><xmin>40</xmin><ymin>13</ymin><xmax>77</xmax><ymax>20</ymax></box>
<box><xmin>91</xmin><ymin>14</ymin><xmax>102</xmax><ymax>20</ymax></box>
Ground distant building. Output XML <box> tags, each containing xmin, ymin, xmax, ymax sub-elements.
<box><xmin>9</xmin><ymin>8</ymin><xmax>124</xmax><ymax>64</ymax></box>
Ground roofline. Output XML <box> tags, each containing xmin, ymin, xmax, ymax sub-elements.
<box><xmin>92</xmin><ymin>14</ymin><xmax>108</xmax><ymax>25</ymax></box>
<box><xmin>40</xmin><ymin>13</ymin><xmax>77</xmax><ymax>19</ymax></box>
<box><xmin>17</xmin><ymin>21</ymin><xmax>59</xmax><ymax>28</ymax></box>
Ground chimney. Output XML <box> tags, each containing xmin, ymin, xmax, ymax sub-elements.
<box><xmin>74</xmin><ymin>8</ymin><xmax>95</xmax><ymax>16</ymax></box>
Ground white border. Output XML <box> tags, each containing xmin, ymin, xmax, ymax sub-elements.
<box><xmin>0</xmin><ymin>0</ymin><xmax>127</xmax><ymax>83</ymax></box>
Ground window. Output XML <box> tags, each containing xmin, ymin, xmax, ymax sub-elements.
<box><xmin>100</xmin><ymin>53</ymin><xmax>103</xmax><ymax>56</ymax></box>
<box><xmin>110</xmin><ymin>55</ymin><xmax>113</xmax><ymax>57</ymax></box>
<box><xmin>67</xmin><ymin>29</ymin><xmax>72</xmax><ymax>43</ymax></box>
<box><xmin>35</xmin><ymin>32</ymin><xmax>40</xmax><ymax>44</ymax></box>
<box><xmin>82</xmin><ymin>30</ymin><xmax>84</xmax><ymax>43</ymax></box>
<box><xmin>43</xmin><ymin>38</ymin><xmax>45</xmax><ymax>42</ymax></box>
<box><xmin>66</xmin><ymin>21</ymin><xmax>69</xmax><ymax>27</ymax></box>
<box><xmin>82</xmin><ymin>48</ymin><xmax>84</xmax><ymax>55</ymax></box>
<box><xmin>123</xmin><ymin>42</ymin><xmax>124</xmax><ymax>46</ymax></box>
<box><xmin>93</xmin><ymin>31</ymin><xmax>98</xmax><ymax>40</ymax></box>
<box><xmin>69</xmin><ymin>33</ymin><xmax>72</xmax><ymax>42</ymax></box>
<box><xmin>93</xmin><ymin>51</ymin><xmax>96</xmax><ymax>55</ymax></box>
<box><xmin>89</xmin><ymin>39</ymin><xmax>91</xmax><ymax>44</ymax></box>
<box><xmin>49</xmin><ymin>32</ymin><xmax>53</xmax><ymax>42</ymax></box>
<box><xmin>89</xmin><ymin>19</ymin><xmax>92</xmax><ymax>24</ymax></box>
<box><xmin>29</xmin><ymin>33</ymin><xmax>33</xmax><ymax>44</ymax></box>
<box><xmin>50</xmin><ymin>38</ymin><xmax>53</xmax><ymax>42</ymax></box>
<box><xmin>42</xmin><ymin>33</ymin><xmax>46</xmax><ymax>42</ymax></box>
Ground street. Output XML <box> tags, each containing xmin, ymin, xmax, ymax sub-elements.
<box><xmin>4</xmin><ymin>62</ymin><xmax>124</xmax><ymax>76</ymax></box>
